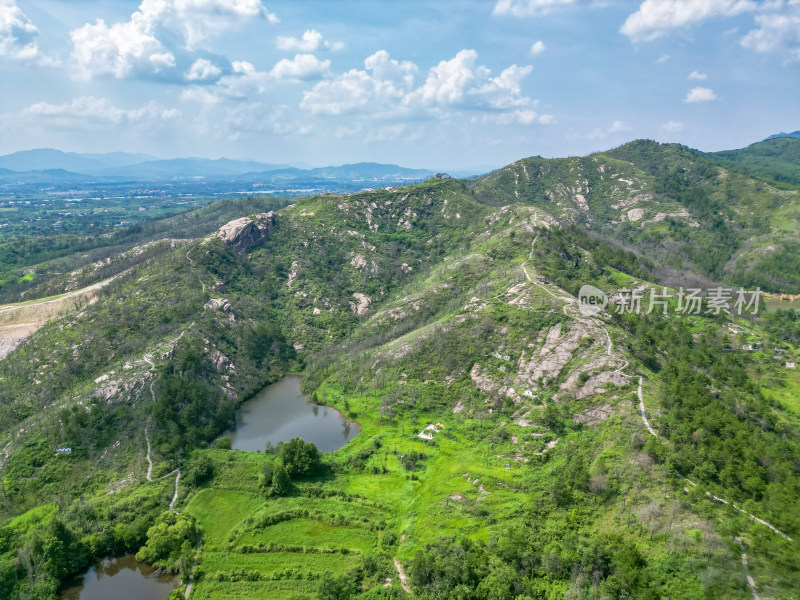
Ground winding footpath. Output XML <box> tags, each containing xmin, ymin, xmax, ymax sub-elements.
<box><xmin>393</xmin><ymin>558</ymin><xmax>413</xmax><ymax>595</ymax></box>
<box><xmin>636</xmin><ymin>377</ymin><xmax>658</xmax><ymax>437</ymax></box>
<box><xmin>186</xmin><ymin>249</ymin><xmax>206</xmax><ymax>294</ymax></box>
<box><xmin>735</xmin><ymin>537</ymin><xmax>761</xmax><ymax>600</ymax></box>
<box><xmin>169</xmin><ymin>469</ymin><xmax>182</xmax><ymax>514</ymax></box>
<box><xmin>145</xmin><ymin>430</ymin><xmax>153</xmax><ymax>482</ymax></box>
<box><xmin>142</xmin><ymin>352</ymin><xmax>182</xmax><ymax>514</ymax></box>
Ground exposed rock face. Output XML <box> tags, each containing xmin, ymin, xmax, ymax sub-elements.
<box><xmin>213</xmin><ymin>212</ymin><xmax>274</xmax><ymax>252</ymax></box>
<box><xmin>209</xmin><ymin>350</ymin><xmax>234</xmax><ymax>373</ymax></box>
<box><xmin>204</xmin><ymin>298</ymin><xmax>233</xmax><ymax>313</ymax></box>
<box><xmin>349</xmin><ymin>293</ymin><xmax>372</xmax><ymax>316</ymax></box>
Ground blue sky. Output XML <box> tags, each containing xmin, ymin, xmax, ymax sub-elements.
<box><xmin>0</xmin><ymin>0</ymin><xmax>798</xmax><ymax>169</ymax></box>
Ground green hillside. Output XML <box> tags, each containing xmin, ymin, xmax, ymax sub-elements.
<box><xmin>0</xmin><ymin>143</ymin><xmax>798</xmax><ymax>599</ymax></box>
<box><xmin>470</xmin><ymin>140</ymin><xmax>800</xmax><ymax>293</ymax></box>
<box><xmin>708</xmin><ymin>137</ymin><xmax>800</xmax><ymax>187</ymax></box>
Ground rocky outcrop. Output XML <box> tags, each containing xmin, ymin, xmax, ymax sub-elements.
<box><xmin>209</xmin><ymin>350</ymin><xmax>234</xmax><ymax>373</ymax></box>
<box><xmin>349</xmin><ymin>293</ymin><xmax>372</xmax><ymax>316</ymax></box>
<box><xmin>211</xmin><ymin>212</ymin><xmax>274</xmax><ymax>252</ymax></box>
<box><xmin>204</xmin><ymin>298</ymin><xmax>233</xmax><ymax>313</ymax></box>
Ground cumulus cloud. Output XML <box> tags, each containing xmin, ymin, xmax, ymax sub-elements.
<box><xmin>299</xmin><ymin>48</ymin><xmax>546</xmax><ymax>130</ymax></box>
<box><xmin>276</xmin><ymin>29</ymin><xmax>342</xmax><ymax>52</ymax></box>
<box><xmin>660</xmin><ymin>120</ymin><xmax>685</xmax><ymax>132</ymax></box>
<box><xmin>410</xmin><ymin>50</ymin><xmax>532</xmax><ymax>110</ymax></box>
<box><xmin>269</xmin><ymin>53</ymin><xmax>331</xmax><ymax>81</ymax></box>
<box><xmin>186</xmin><ymin>58</ymin><xmax>223</xmax><ymax>81</ymax></box>
<box><xmin>70</xmin><ymin>0</ymin><xmax>274</xmax><ymax>80</ymax></box>
<box><xmin>685</xmin><ymin>86</ymin><xmax>717</xmax><ymax>102</ymax></box>
<box><xmin>530</xmin><ymin>40</ymin><xmax>546</xmax><ymax>54</ymax></box>
<box><xmin>300</xmin><ymin>49</ymin><xmax>542</xmax><ymax>125</ymax></box>
<box><xmin>741</xmin><ymin>0</ymin><xmax>800</xmax><ymax>62</ymax></box>
<box><xmin>493</xmin><ymin>0</ymin><xmax>576</xmax><ymax>18</ymax></box>
<box><xmin>0</xmin><ymin>0</ymin><xmax>41</xmax><ymax>60</ymax></box>
<box><xmin>621</xmin><ymin>0</ymin><xmax>757</xmax><ymax>41</ymax></box>
<box><xmin>22</xmin><ymin>96</ymin><xmax>180</xmax><ymax>126</ymax></box>
<box><xmin>688</xmin><ymin>70</ymin><xmax>708</xmax><ymax>79</ymax></box>
<box><xmin>183</xmin><ymin>60</ymin><xmax>270</xmax><ymax>102</ymax></box>
<box><xmin>300</xmin><ymin>50</ymin><xmax>418</xmax><ymax>116</ymax></box>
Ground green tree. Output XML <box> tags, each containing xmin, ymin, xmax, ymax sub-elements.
<box><xmin>270</xmin><ymin>462</ymin><xmax>293</xmax><ymax>497</ymax></box>
<box><xmin>186</xmin><ymin>454</ymin><xmax>215</xmax><ymax>486</ymax></box>
<box><xmin>279</xmin><ymin>437</ymin><xmax>321</xmax><ymax>478</ymax></box>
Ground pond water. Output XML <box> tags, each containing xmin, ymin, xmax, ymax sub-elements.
<box><xmin>226</xmin><ymin>375</ymin><xmax>360</xmax><ymax>453</ymax></box>
<box><xmin>59</xmin><ymin>554</ymin><xmax>178</xmax><ymax>600</ymax></box>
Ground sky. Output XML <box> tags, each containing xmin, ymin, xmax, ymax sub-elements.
<box><xmin>0</xmin><ymin>0</ymin><xmax>798</xmax><ymax>169</ymax></box>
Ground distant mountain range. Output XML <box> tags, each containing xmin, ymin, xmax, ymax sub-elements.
<box><xmin>0</xmin><ymin>148</ymin><xmax>435</xmax><ymax>186</ymax></box>
<box><xmin>764</xmin><ymin>130</ymin><xmax>800</xmax><ymax>141</ymax></box>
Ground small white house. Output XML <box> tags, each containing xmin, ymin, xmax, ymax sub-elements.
<box><xmin>787</xmin><ymin>362</ymin><xmax>796</xmax><ymax>369</ymax></box>
<box><xmin>417</xmin><ymin>423</ymin><xmax>440</xmax><ymax>439</ymax></box>
<box><xmin>55</xmin><ymin>447</ymin><xmax>72</xmax><ymax>454</ymax></box>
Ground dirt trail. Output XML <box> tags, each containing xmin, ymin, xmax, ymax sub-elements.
<box><xmin>145</xmin><ymin>430</ymin><xmax>153</xmax><ymax>482</ymax></box>
<box><xmin>142</xmin><ymin>351</ymin><xmax>184</xmax><ymax>513</ymax></box>
<box><xmin>186</xmin><ymin>250</ymin><xmax>205</xmax><ymax>294</ymax></box>
<box><xmin>169</xmin><ymin>469</ymin><xmax>182</xmax><ymax>514</ymax></box>
<box><xmin>735</xmin><ymin>537</ymin><xmax>761</xmax><ymax>600</ymax></box>
<box><xmin>393</xmin><ymin>558</ymin><xmax>413</xmax><ymax>595</ymax></box>
<box><xmin>637</xmin><ymin>377</ymin><xmax>658</xmax><ymax>437</ymax></box>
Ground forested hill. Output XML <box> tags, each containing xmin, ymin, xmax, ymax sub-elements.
<box><xmin>0</xmin><ymin>141</ymin><xmax>798</xmax><ymax>599</ymax></box>
<box><xmin>471</xmin><ymin>138</ymin><xmax>800</xmax><ymax>293</ymax></box>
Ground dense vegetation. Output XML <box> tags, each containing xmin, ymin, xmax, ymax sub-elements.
<box><xmin>0</xmin><ymin>140</ymin><xmax>798</xmax><ymax>599</ymax></box>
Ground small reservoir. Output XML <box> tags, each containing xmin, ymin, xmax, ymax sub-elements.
<box><xmin>59</xmin><ymin>554</ymin><xmax>178</xmax><ymax>600</ymax></box>
<box><xmin>227</xmin><ymin>375</ymin><xmax>360</xmax><ymax>453</ymax></box>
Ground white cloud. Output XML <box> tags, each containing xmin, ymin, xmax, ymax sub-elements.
<box><xmin>364</xmin><ymin>50</ymin><xmax>418</xmax><ymax>86</ymax></box>
<box><xmin>660</xmin><ymin>120</ymin><xmax>685</xmax><ymax>132</ymax></box>
<box><xmin>70</xmin><ymin>15</ymin><xmax>172</xmax><ymax>79</ymax></box>
<box><xmin>300</xmin><ymin>50</ymin><xmax>417</xmax><ymax>116</ymax></box>
<box><xmin>741</xmin><ymin>1</ymin><xmax>800</xmax><ymax>62</ymax></box>
<box><xmin>300</xmin><ymin>49</ymin><xmax>542</xmax><ymax>125</ymax></box>
<box><xmin>621</xmin><ymin>0</ymin><xmax>757</xmax><ymax>41</ymax></box>
<box><xmin>161</xmin><ymin>0</ymin><xmax>277</xmax><ymax>47</ymax></box>
<box><xmin>276</xmin><ymin>29</ymin><xmax>342</xmax><ymax>52</ymax></box>
<box><xmin>0</xmin><ymin>0</ymin><xmax>41</xmax><ymax>60</ymax></box>
<box><xmin>70</xmin><ymin>0</ymin><xmax>274</xmax><ymax>80</ymax></box>
<box><xmin>655</xmin><ymin>53</ymin><xmax>670</xmax><ymax>63</ymax></box>
<box><xmin>186</xmin><ymin>58</ymin><xmax>222</xmax><ymax>81</ymax></box>
<box><xmin>473</xmin><ymin>109</ymin><xmax>554</xmax><ymax>125</ymax></box>
<box><xmin>688</xmin><ymin>70</ymin><xmax>708</xmax><ymax>79</ymax></box>
<box><xmin>493</xmin><ymin>0</ymin><xmax>576</xmax><ymax>18</ymax></box>
<box><xmin>685</xmin><ymin>86</ymin><xmax>717</xmax><ymax>102</ymax></box>
<box><xmin>270</xmin><ymin>53</ymin><xmax>331</xmax><ymax>81</ymax></box>
<box><xmin>409</xmin><ymin>50</ymin><xmax>532</xmax><ymax>110</ymax></box>
<box><xmin>530</xmin><ymin>40</ymin><xmax>546</xmax><ymax>54</ymax></box>
<box><xmin>410</xmin><ymin>50</ymin><xmax>489</xmax><ymax>106</ymax></box>
<box><xmin>22</xmin><ymin>96</ymin><xmax>180</xmax><ymax>126</ymax></box>
<box><xmin>183</xmin><ymin>60</ymin><xmax>270</xmax><ymax>102</ymax></box>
